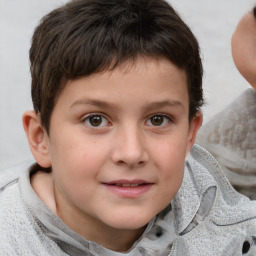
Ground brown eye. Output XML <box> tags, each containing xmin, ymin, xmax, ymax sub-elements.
<box><xmin>151</xmin><ymin>115</ymin><xmax>164</xmax><ymax>126</ymax></box>
<box><xmin>84</xmin><ymin>115</ymin><xmax>109</xmax><ymax>127</ymax></box>
<box><xmin>89</xmin><ymin>115</ymin><xmax>102</xmax><ymax>126</ymax></box>
<box><xmin>146</xmin><ymin>115</ymin><xmax>171</xmax><ymax>127</ymax></box>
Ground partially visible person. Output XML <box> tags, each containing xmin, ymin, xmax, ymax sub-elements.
<box><xmin>232</xmin><ymin>6</ymin><xmax>256</xmax><ymax>90</ymax></box>
<box><xmin>197</xmin><ymin>6</ymin><xmax>256</xmax><ymax>199</ymax></box>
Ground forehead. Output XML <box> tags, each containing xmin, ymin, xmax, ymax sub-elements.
<box><xmin>67</xmin><ymin>56</ymin><xmax>188</xmax><ymax>90</ymax></box>
<box><xmin>69</xmin><ymin>57</ymin><xmax>187</xmax><ymax>90</ymax></box>
<box><xmin>55</xmin><ymin>57</ymin><xmax>189</xmax><ymax>110</ymax></box>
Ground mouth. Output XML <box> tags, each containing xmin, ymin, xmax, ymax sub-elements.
<box><xmin>102</xmin><ymin>180</ymin><xmax>153</xmax><ymax>198</ymax></box>
<box><xmin>105</xmin><ymin>182</ymin><xmax>150</xmax><ymax>187</ymax></box>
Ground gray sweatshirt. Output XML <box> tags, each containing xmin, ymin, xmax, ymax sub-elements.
<box><xmin>1</xmin><ymin>145</ymin><xmax>256</xmax><ymax>256</ymax></box>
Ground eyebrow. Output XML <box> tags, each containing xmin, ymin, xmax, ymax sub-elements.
<box><xmin>143</xmin><ymin>100</ymin><xmax>184</xmax><ymax>112</ymax></box>
<box><xmin>70</xmin><ymin>98</ymin><xmax>184</xmax><ymax>111</ymax></box>
<box><xmin>70</xmin><ymin>99</ymin><xmax>119</xmax><ymax>110</ymax></box>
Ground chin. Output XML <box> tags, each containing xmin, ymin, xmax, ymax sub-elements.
<box><xmin>105</xmin><ymin>213</ymin><xmax>153</xmax><ymax>230</ymax></box>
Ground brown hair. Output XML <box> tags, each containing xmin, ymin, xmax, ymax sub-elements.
<box><xmin>30</xmin><ymin>0</ymin><xmax>203</xmax><ymax>133</ymax></box>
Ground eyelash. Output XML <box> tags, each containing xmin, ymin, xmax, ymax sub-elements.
<box><xmin>82</xmin><ymin>113</ymin><xmax>111</xmax><ymax>128</ymax></box>
<box><xmin>82</xmin><ymin>113</ymin><xmax>173</xmax><ymax>129</ymax></box>
<box><xmin>145</xmin><ymin>114</ymin><xmax>173</xmax><ymax>127</ymax></box>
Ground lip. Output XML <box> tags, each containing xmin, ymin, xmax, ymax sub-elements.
<box><xmin>102</xmin><ymin>179</ymin><xmax>154</xmax><ymax>198</ymax></box>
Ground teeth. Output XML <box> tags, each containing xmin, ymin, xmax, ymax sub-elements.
<box><xmin>122</xmin><ymin>184</ymin><xmax>131</xmax><ymax>187</ymax></box>
<box><xmin>116</xmin><ymin>183</ymin><xmax>141</xmax><ymax>187</ymax></box>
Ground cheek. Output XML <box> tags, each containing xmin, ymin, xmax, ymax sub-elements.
<box><xmin>160</xmin><ymin>150</ymin><xmax>185</xmax><ymax>185</ymax></box>
<box><xmin>50</xmin><ymin>140</ymin><xmax>101</xmax><ymax>200</ymax></box>
<box><xmin>51</xmin><ymin>130</ymin><xmax>104</xmax><ymax>164</ymax></box>
<box><xmin>153</xmin><ymin>137</ymin><xmax>186</xmax><ymax>187</ymax></box>
<box><xmin>153</xmin><ymin>132</ymin><xmax>188</xmax><ymax>165</ymax></box>
<box><xmin>155</xmin><ymin>150</ymin><xmax>185</xmax><ymax>209</ymax></box>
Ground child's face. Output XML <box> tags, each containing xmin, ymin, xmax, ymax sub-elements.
<box><xmin>42</xmin><ymin>57</ymin><xmax>201</xmax><ymax>237</ymax></box>
<box><xmin>232</xmin><ymin>10</ymin><xmax>256</xmax><ymax>89</ymax></box>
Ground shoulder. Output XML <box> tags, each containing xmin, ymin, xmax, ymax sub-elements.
<box><xmin>185</xmin><ymin>144</ymin><xmax>256</xmax><ymax>222</ymax></box>
<box><xmin>0</xmin><ymin>162</ymin><xmax>64</xmax><ymax>255</ymax></box>
<box><xmin>180</xmin><ymin>145</ymin><xmax>256</xmax><ymax>222</ymax></box>
<box><xmin>0</xmin><ymin>160</ymin><xmax>33</xmax><ymax>219</ymax></box>
<box><xmin>170</xmin><ymin>145</ymin><xmax>256</xmax><ymax>255</ymax></box>
<box><xmin>0</xmin><ymin>160</ymin><xmax>33</xmax><ymax>232</ymax></box>
<box><xmin>0</xmin><ymin>160</ymin><xmax>33</xmax><ymax>191</ymax></box>
<box><xmin>0</xmin><ymin>162</ymin><xmax>30</xmax><ymax>252</ymax></box>
<box><xmin>0</xmin><ymin>160</ymin><xmax>33</xmax><ymax>190</ymax></box>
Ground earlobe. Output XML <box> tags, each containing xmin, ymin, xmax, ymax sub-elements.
<box><xmin>186</xmin><ymin>112</ymin><xmax>203</xmax><ymax>156</ymax></box>
<box><xmin>22</xmin><ymin>111</ymin><xmax>51</xmax><ymax>168</ymax></box>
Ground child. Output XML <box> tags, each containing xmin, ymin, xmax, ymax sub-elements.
<box><xmin>0</xmin><ymin>0</ymin><xmax>256</xmax><ymax>255</ymax></box>
<box><xmin>197</xmin><ymin>6</ymin><xmax>256</xmax><ymax>200</ymax></box>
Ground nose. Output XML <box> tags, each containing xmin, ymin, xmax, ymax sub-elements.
<box><xmin>111</xmin><ymin>125</ymin><xmax>149</xmax><ymax>168</ymax></box>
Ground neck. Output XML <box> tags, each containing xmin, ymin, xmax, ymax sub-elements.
<box><xmin>54</xmin><ymin>185</ymin><xmax>146</xmax><ymax>252</ymax></box>
<box><xmin>57</xmin><ymin>201</ymin><xmax>146</xmax><ymax>252</ymax></box>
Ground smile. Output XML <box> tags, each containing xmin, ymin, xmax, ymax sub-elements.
<box><xmin>110</xmin><ymin>183</ymin><xmax>147</xmax><ymax>187</ymax></box>
<box><xmin>102</xmin><ymin>180</ymin><xmax>153</xmax><ymax>198</ymax></box>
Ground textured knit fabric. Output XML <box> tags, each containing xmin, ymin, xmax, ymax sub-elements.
<box><xmin>1</xmin><ymin>145</ymin><xmax>256</xmax><ymax>255</ymax></box>
<box><xmin>196</xmin><ymin>88</ymin><xmax>256</xmax><ymax>199</ymax></box>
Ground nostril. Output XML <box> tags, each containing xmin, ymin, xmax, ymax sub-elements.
<box><xmin>116</xmin><ymin>160</ymin><xmax>145</xmax><ymax>167</ymax></box>
<box><xmin>116</xmin><ymin>160</ymin><xmax>126</xmax><ymax>166</ymax></box>
<box><xmin>242</xmin><ymin>241</ymin><xmax>251</xmax><ymax>254</ymax></box>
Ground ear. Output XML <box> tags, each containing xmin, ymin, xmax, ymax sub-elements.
<box><xmin>186</xmin><ymin>111</ymin><xmax>203</xmax><ymax>155</ymax></box>
<box><xmin>22</xmin><ymin>111</ymin><xmax>51</xmax><ymax>168</ymax></box>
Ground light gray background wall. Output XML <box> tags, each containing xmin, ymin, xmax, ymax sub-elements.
<box><xmin>0</xmin><ymin>0</ymin><xmax>254</xmax><ymax>170</ymax></box>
